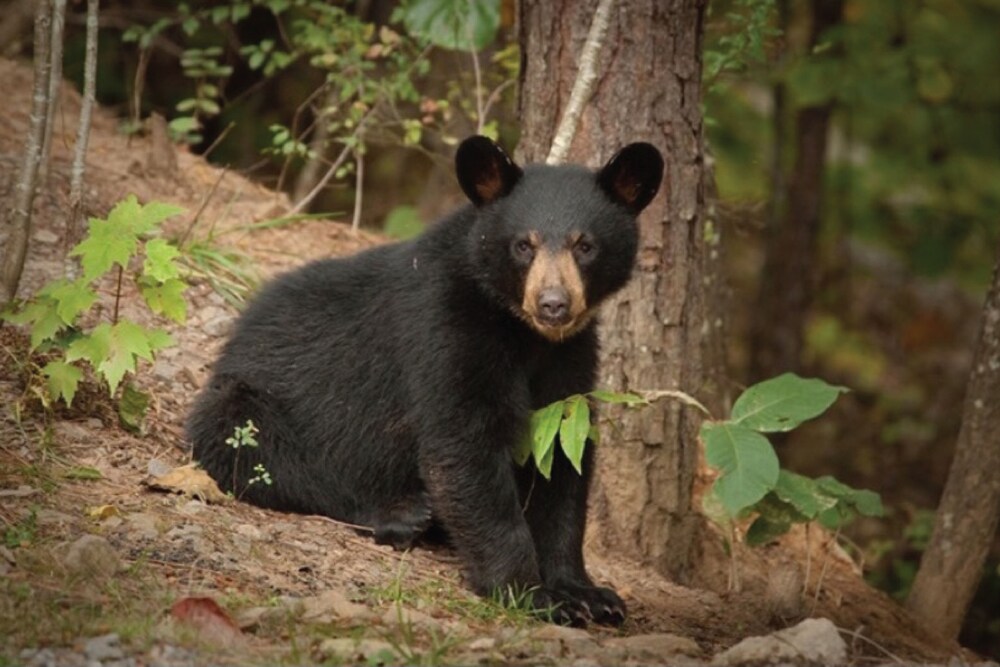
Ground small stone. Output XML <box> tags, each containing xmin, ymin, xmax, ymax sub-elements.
<box><xmin>147</xmin><ymin>459</ymin><xmax>173</xmax><ymax>477</ymax></box>
<box><xmin>300</xmin><ymin>590</ymin><xmax>376</xmax><ymax>623</ymax></box>
<box><xmin>604</xmin><ymin>633</ymin><xmax>701</xmax><ymax>661</ymax></box>
<box><xmin>318</xmin><ymin>638</ymin><xmax>396</xmax><ymax>662</ymax></box>
<box><xmin>381</xmin><ymin>605</ymin><xmax>440</xmax><ymax>631</ymax></box>
<box><xmin>235</xmin><ymin>524</ymin><xmax>262</xmax><ymax>540</ymax></box>
<box><xmin>125</xmin><ymin>513</ymin><xmax>160</xmax><ymax>540</ymax></box>
<box><xmin>467</xmin><ymin>637</ymin><xmax>496</xmax><ymax>651</ymax></box>
<box><xmin>64</xmin><ymin>535</ymin><xmax>119</xmax><ymax>579</ymax></box>
<box><xmin>84</xmin><ymin>633</ymin><xmax>124</xmax><ymax>661</ymax></box>
<box><xmin>530</xmin><ymin>625</ymin><xmax>592</xmax><ymax>641</ymax></box>
<box><xmin>712</xmin><ymin>617</ymin><xmax>847</xmax><ymax>666</ymax></box>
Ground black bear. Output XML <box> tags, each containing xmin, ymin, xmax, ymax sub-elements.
<box><xmin>187</xmin><ymin>136</ymin><xmax>663</xmax><ymax>626</ymax></box>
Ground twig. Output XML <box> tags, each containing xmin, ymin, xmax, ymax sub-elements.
<box><xmin>288</xmin><ymin>142</ymin><xmax>353</xmax><ymax>216</ymax></box>
<box><xmin>177</xmin><ymin>168</ymin><xmax>228</xmax><ymax>248</ymax></box>
<box><xmin>201</xmin><ymin>120</ymin><xmax>235</xmax><ymax>161</ymax></box>
<box><xmin>64</xmin><ymin>0</ymin><xmax>99</xmax><ymax>279</ymax></box>
<box><xmin>481</xmin><ymin>79</ymin><xmax>515</xmax><ymax>125</ymax></box>
<box><xmin>810</xmin><ymin>524</ymin><xmax>841</xmax><ymax>613</ymax></box>
<box><xmin>0</xmin><ymin>0</ymin><xmax>53</xmax><ymax>307</ymax></box>
<box><xmin>546</xmin><ymin>0</ymin><xmax>614</xmax><ymax>165</ymax></box>
<box><xmin>350</xmin><ymin>147</ymin><xmax>364</xmax><ymax>232</ymax></box>
<box><xmin>837</xmin><ymin>626</ymin><xmax>906</xmax><ymax>664</ymax></box>
<box><xmin>470</xmin><ymin>44</ymin><xmax>485</xmax><ymax>134</ymax></box>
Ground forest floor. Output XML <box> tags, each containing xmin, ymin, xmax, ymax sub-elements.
<box><xmin>0</xmin><ymin>58</ymin><xmax>987</xmax><ymax>666</ymax></box>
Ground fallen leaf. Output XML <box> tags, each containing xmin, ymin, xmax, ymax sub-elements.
<box><xmin>87</xmin><ymin>505</ymin><xmax>120</xmax><ymax>520</ymax></box>
<box><xmin>170</xmin><ymin>597</ymin><xmax>244</xmax><ymax>648</ymax></box>
<box><xmin>144</xmin><ymin>464</ymin><xmax>229</xmax><ymax>504</ymax></box>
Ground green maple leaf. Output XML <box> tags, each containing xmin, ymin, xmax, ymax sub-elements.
<box><xmin>42</xmin><ymin>360</ymin><xmax>83</xmax><ymax>406</ymax></box>
<box><xmin>96</xmin><ymin>321</ymin><xmax>157</xmax><ymax>394</ymax></box>
<box><xmin>65</xmin><ymin>323</ymin><xmax>112</xmax><ymax>367</ymax></box>
<box><xmin>4</xmin><ymin>297</ymin><xmax>65</xmax><ymax>349</ymax></box>
<box><xmin>70</xmin><ymin>196</ymin><xmax>184</xmax><ymax>281</ymax></box>
<box><xmin>140</xmin><ymin>278</ymin><xmax>188</xmax><ymax>323</ymax></box>
<box><xmin>39</xmin><ymin>279</ymin><xmax>98</xmax><ymax>324</ymax></box>
<box><xmin>143</xmin><ymin>238</ymin><xmax>182</xmax><ymax>283</ymax></box>
<box><xmin>134</xmin><ymin>200</ymin><xmax>185</xmax><ymax>233</ymax></box>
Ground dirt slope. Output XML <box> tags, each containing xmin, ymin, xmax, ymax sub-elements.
<box><xmin>0</xmin><ymin>58</ymin><xmax>976</xmax><ymax>665</ymax></box>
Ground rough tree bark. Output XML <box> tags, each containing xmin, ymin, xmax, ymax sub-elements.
<box><xmin>906</xmin><ymin>240</ymin><xmax>1000</xmax><ymax>640</ymax></box>
<box><xmin>749</xmin><ymin>0</ymin><xmax>843</xmax><ymax>381</ymax></box>
<box><xmin>0</xmin><ymin>0</ymin><xmax>53</xmax><ymax>308</ymax></box>
<box><xmin>518</xmin><ymin>0</ymin><xmax>723</xmax><ymax>580</ymax></box>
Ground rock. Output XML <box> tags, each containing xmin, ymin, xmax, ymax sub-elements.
<box><xmin>530</xmin><ymin>625</ymin><xmax>592</xmax><ymax>642</ymax></box>
<box><xmin>603</xmin><ymin>633</ymin><xmax>701</xmax><ymax>661</ymax></box>
<box><xmin>467</xmin><ymin>637</ymin><xmax>496</xmax><ymax>651</ymax></box>
<box><xmin>712</xmin><ymin>617</ymin><xmax>847</xmax><ymax>666</ymax></box>
<box><xmin>125</xmin><ymin>513</ymin><xmax>161</xmax><ymax>540</ymax></box>
<box><xmin>147</xmin><ymin>459</ymin><xmax>173</xmax><ymax>477</ymax></box>
<box><xmin>529</xmin><ymin>624</ymin><xmax>599</xmax><ymax>656</ymax></box>
<box><xmin>318</xmin><ymin>638</ymin><xmax>396</xmax><ymax>662</ymax></box>
<box><xmin>84</xmin><ymin>633</ymin><xmax>124</xmax><ymax>661</ymax></box>
<box><xmin>64</xmin><ymin>535</ymin><xmax>119</xmax><ymax>579</ymax></box>
<box><xmin>380</xmin><ymin>605</ymin><xmax>440</xmax><ymax>631</ymax></box>
<box><xmin>299</xmin><ymin>590</ymin><xmax>376</xmax><ymax>624</ymax></box>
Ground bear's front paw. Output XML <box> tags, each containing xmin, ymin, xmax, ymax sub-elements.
<box><xmin>545</xmin><ymin>583</ymin><xmax>626</xmax><ymax>627</ymax></box>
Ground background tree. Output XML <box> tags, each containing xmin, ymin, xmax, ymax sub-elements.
<box><xmin>906</xmin><ymin>239</ymin><xmax>1000</xmax><ymax>640</ymax></box>
<box><xmin>749</xmin><ymin>0</ymin><xmax>842</xmax><ymax>381</ymax></box>
<box><xmin>518</xmin><ymin>0</ymin><xmax>724</xmax><ymax>579</ymax></box>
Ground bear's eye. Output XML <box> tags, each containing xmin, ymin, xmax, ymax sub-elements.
<box><xmin>574</xmin><ymin>239</ymin><xmax>597</xmax><ymax>260</ymax></box>
<box><xmin>512</xmin><ymin>238</ymin><xmax>535</xmax><ymax>260</ymax></box>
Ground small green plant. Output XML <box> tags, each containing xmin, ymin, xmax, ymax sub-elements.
<box><xmin>521</xmin><ymin>373</ymin><xmax>884</xmax><ymax>545</ymax></box>
<box><xmin>2</xmin><ymin>196</ymin><xmax>186</xmax><ymax>412</ymax></box>
<box><xmin>226</xmin><ymin>419</ymin><xmax>273</xmax><ymax>495</ymax></box>
<box><xmin>699</xmin><ymin>374</ymin><xmax>884</xmax><ymax>545</ymax></box>
<box><xmin>3</xmin><ymin>508</ymin><xmax>38</xmax><ymax>549</ymax></box>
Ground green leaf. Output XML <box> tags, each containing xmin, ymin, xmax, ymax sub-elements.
<box><xmin>70</xmin><ymin>196</ymin><xmax>151</xmax><ymax>280</ymax></box>
<box><xmin>140</xmin><ymin>278</ymin><xmax>188</xmax><ymax>324</ymax></box>
<box><xmin>43</xmin><ymin>279</ymin><xmax>98</xmax><ymax>325</ymax></box>
<box><xmin>746</xmin><ymin>515</ymin><xmax>793</xmax><ymax>547</ymax></box>
<box><xmin>4</xmin><ymin>298</ymin><xmax>65</xmax><ymax>349</ymax></box>
<box><xmin>96</xmin><ymin>321</ymin><xmax>159</xmax><ymax>394</ymax></box>
<box><xmin>815</xmin><ymin>476</ymin><xmax>885</xmax><ymax>517</ymax></box>
<box><xmin>143</xmin><ymin>238</ymin><xmax>182</xmax><ymax>283</ymax></box>
<box><xmin>64</xmin><ymin>466</ymin><xmax>102</xmax><ymax>481</ymax></box>
<box><xmin>702</xmin><ymin>422</ymin><xmax>780</xmax><ymax>516</ymax></box>
<box><xmin>773</xmin><ymin>470</ymin><xmax>837</xmax><ymax>519</ymax></box>
<box><xmin>530</xmin><ymin>400</ymin><xmax>564</xmax><ymax>479</ymax></box>
<box><xmin>118</xmin><ymin>383</ymin><xmax>150</xmax><ymax>433</ymax></box>
<box><xmin>588</xmin><ymin>389</ymin><xmax>648</xmax><ymax>407</ymax></box>
<box><xmin>400</xmin><ymin>0</ymin><xmax>500</xmax><ymax>51</ymax></box>
<box><xmin>42</xmin><ymin>360</ymin><xmax>83</xmax><ymax>407</ymax></box>
<box><xmin>65</xmin><ymin>324</ymin><xmax>112</xmax><ymax>367</ymax></box>
<box><xmin>559</xmin><ymin>395</ymin><xmax>590</xmax><ymax>475</ymax></box>
<box><xmin>731</xmin><ymin>373</ymin><xmax>848</xmax><ymax>433</ymax></box>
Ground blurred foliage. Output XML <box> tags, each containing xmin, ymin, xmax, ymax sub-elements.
<box><xmin>706</xmin><ymin>0</ymin><xmax>1000</xmax><ymax>286</ymax></box>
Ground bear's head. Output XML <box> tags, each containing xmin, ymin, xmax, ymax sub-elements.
<box><xmin>456</xmin><ymin>136</ymin><xmax>664</xmax><ymax>342</ymax></box>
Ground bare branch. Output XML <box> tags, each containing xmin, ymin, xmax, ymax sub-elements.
<box><xmin>64</xmin><ymin>0</ymin><xmax>100</xmax><ymax>279</ymax></box>
<box><xmin>0</xmin><ymin>0</ymin><xmax>53</xmax><ymax>307</ymax></box>
<box><xmin>350</xmin><ymin>148</ymin><xmax>364</xmax><ymax>233</ymax></box>
<box><xmin>546</xmin><ymin>0</ymin><xmax>614</xmax><ymax>165</ymax></box>
<box><xmin>38</xmin><ymin>0</ymin><xmax>66</xmax><ymax>187</ymax></box>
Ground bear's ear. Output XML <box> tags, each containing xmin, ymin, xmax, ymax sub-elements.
<box><xmin>597</xmin><ymin>143</ymin><xmax>664</xmax><ymax>214</ymax></box>
<box><xmin>455</xmin><ymin>136</ymin><xmax>523</xmax><ymax>207</ymax></box>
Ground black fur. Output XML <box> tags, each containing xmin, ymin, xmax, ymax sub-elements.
<box><xmin>187</xmin><ymin>136</ymin><xmax>664</xmax><ymax>626</ymax></box>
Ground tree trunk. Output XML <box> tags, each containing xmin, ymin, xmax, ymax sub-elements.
<box><xmin>906</xmin><ymin>240</ymin><xmax>1000</xmax><ymax>640</ymax></box>
<box><xmin>749</xmin><ymin>0</ymin><xmax>842</xmax><ymax>381</ymax></box>
<box><xmin>0</xmin><ymin>0</ymin><xmax>53</xmax><ymax>308</ymax></box>
<box><xmin>518</xmin><ymin>0</ymin><xmax>722</xmax><ymax>580</ymax></box>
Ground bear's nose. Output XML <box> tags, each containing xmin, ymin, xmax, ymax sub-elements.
<box><xmin>538</xmin><ymin>288</ymin><xmax>570</xmax><ymax>324</ymax></box>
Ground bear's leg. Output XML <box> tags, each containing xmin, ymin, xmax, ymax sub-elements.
<box><xmin>520</xmin><ymin>444</ymin><xmax>627</xmax><ymax>626</ymax></box>
<box><xmin>187</xmin><ymin>374</ymin><xmax>303</xmax><ymax>510</ymax></box>
<box><xmin>372</xmin><ymin>491</ymin><xmax>433</xmax><ymax>550</ymax></box>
